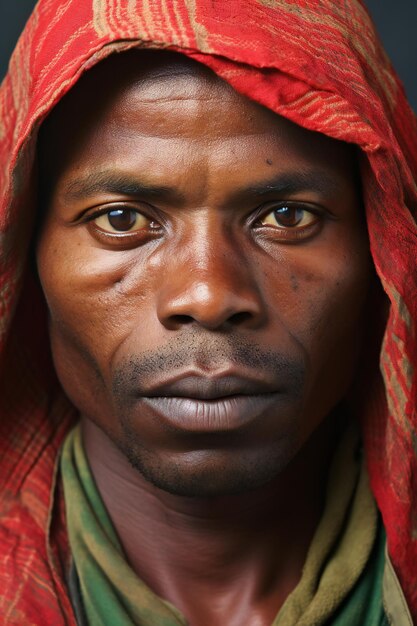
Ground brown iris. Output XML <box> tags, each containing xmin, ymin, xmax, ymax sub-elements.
<box><xmin>261</xmin><ymin>205</ymin><xmax>316</xmax><ymax>229</ymax></box>
<box><xmin>93</xmin><ymin>207</ymin><xmax>150</xmax><ymax>233</ymax></box>
<box><xmin>274</xmin><ymin>207</ymin><xmax>304</xmax><ymax>227</ymax></box>
<box><xmin>107</xmin><ymin>208</ymin><xmax>138</xmax><ymax>231</ymax></box>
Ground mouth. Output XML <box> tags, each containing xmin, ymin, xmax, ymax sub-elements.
<box><xmin>137</xmin><ymin>373</ymin><xmax>283</xmax><ymax>433</ymax></box>
<box><xmin>141</xmin><ymin>394</ymin><xmax>280</xmax><ymax>433</ymax></box>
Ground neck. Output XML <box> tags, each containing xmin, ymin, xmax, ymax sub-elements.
<box><xmin>81</xmin><ymin>417</ymin><xmax>337</xmax><ymax>626</ymax></box>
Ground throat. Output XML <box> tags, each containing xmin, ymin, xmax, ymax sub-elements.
<box><xmin>80</xmin><ymin>416</ymin><xmax>337</xmax><ymax>625</ymax></box>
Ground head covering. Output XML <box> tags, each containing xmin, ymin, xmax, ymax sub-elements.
<box><xmin>0</xmin><ymin>1</ymin><xmax>416</xmax><ymax>623</ymax></box>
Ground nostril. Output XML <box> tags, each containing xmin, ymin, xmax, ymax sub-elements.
<box><xmin>158</xmin><ymin>283</ymin><xmax>265</xmax><ymax>330</ymax></box>
<box><xmin>229</xmin><ymin>311</ymin><xmax>253</xmax><ymax>325</ymax></box>
<box><xmin>170</xmin><ymin>314</ymin><xmax>195</xmax><ymax>326</ymax></box>
<box><xmin>166</xmin><ymin>310</ymin><xmax>254</xmax><ymax>330</ymax></box>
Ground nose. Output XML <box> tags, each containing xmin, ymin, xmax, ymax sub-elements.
<box><xmin>156</xmin><ymin>230</ymin><xmax>267</xmax><ymax>331</ymax></box>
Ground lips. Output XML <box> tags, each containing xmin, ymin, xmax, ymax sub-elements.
<box><xmin>137</xmin><ymin>373</ymin><xmax>283</xmax><ymax>433</ymax></box>
<box><xmin>142</xmin><ymin>373</ymin><xmax>279</xmax><ymax>398</ymax></box>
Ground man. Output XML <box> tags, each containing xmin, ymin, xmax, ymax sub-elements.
<box><xmin>0</xmin><ymin>1</ymin><xmax>416</xmax><ymax>625</ymax></box>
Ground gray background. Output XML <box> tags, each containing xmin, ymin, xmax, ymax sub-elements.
<box><xmin>1</xmin><ymin>1</ymin><xmax>416</xmax><ymax>111</ymax></box>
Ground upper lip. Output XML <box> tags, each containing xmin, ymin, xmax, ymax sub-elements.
<box><xmin>139</xmin><ymin>372</ymin><xmax>280</xmax><ymax>400</ymax></box>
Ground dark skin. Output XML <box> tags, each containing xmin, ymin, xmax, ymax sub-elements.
<box><xmin>37</xmin><ymin>52</ymin><xmax>371</xmax><ymax>625</ymax></box>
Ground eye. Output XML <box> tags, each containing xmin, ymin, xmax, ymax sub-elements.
<box><xmin>260</xmin><ymin>204</ymin><xmax>318</xmax><ymax>229</ymax></box>
<box><xmin>93</xmin><ymin>207</ymin><xmax>153</xmax><ymax>233</ymax></box>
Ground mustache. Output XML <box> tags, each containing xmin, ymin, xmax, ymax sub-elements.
<box><xmin>111</xmin><ymin>334</ymin><xmax>305</xmax><ymax>398</ymax></box>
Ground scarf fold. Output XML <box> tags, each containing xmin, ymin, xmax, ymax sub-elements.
<box><xmin>61</xmin><ymin>423</ymin><xmax>384</xmax><ymax>626</ymax></box>
<box><xmin>61</xmin><ymin>426</ymin><xmax>186</xmax><ymax>626</ymax></box>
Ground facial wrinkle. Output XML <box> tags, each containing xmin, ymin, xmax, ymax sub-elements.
<box><xmin>111</xmin><ymin>329</ymin><xmax>305</xmax><ymax>401</ymax></box>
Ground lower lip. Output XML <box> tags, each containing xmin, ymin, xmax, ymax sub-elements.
<box><xmin>140</xmin><ymin>394</ymin><xmax>281</xmax><ymax>433</ymax></box>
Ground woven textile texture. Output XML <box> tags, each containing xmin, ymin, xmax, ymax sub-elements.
<box><xmin>0</xmin><ymin>1</ymin><xmax>416</xmax><ymax>624</ymax></box>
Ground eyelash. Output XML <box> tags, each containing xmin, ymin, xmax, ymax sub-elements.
<box><xmin>82</xmin><ymin>204</ymin><xmax>157</xmax><ymax>224</ymax></box>
<box><xmin>78</xmin><ymin>204</ymin><xmax>162</xmax><ymax>249</ymax></box>
<box><xmin>80</xmin><ymin>200</ymin><xmax>326</xmax><ymax>246</ymax></box>
<box><xmin>253</xmin><ymin>201</ymin><xmax>325</xmax><ymax>236</ymax></box>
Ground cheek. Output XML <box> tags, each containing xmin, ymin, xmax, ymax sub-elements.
<box><xmin>36</xmin><ymin>228</ymin><xmax>153</xmax><ymax>367</ymax></box>
<box><xmin>276</xmin><ymin>226</ymin><xmax>371</xmax><ymax>349</ymax></box>
<box><xmin>36</xmin><ymin>230</ymin><xmax>158</xmax><ymax>435</ymax></box>
<box><xmin>281</xmin><ymin>234</ymin><xmax>371</xmax><ymax>418</ymax></box>
<box><xmin>301</xmin><ymin>268</ymin><xmax>368</xmax><ymax>350</ymax></box>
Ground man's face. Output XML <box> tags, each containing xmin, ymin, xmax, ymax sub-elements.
<box><xmin>37</xmin><ymin>52</ymin><xmax>371</xmax><ymax>497</ymax></box>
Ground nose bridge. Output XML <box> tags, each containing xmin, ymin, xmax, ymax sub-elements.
<box><xmin>157</xmin><ymin>217</ymin><xmax>265</xmax><ymax>329</ymax></box>
<box><xmin>187</xmin><ymin>219</ymin><xmax>241</xmax><ymax>282</ymax></box>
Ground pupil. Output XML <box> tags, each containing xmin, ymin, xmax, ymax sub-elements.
<box><xmin>275</xmin><ymin>206</ymin><xmax>302</xmax><ymax>227</ymax></box>
<box><xmin>108</xmin><ymin>209</ymin><xmax>137</xmax><ymax>231</ymax></box>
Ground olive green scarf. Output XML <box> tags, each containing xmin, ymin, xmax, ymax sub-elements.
<box><xmin>61</xmin><ymin>424</ymin><xmax>387</xmax><ymax>625</ymax></box>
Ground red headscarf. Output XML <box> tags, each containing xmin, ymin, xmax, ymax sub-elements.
<box><xmin>0</xmin><ymin>1</ymin><xmax>416</xmax><ymax>623</ymax></box>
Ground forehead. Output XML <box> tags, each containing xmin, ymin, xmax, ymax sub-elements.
<box><xmin>38</xmin><ymin>50</ymin><xmax>357</xmax><ymax>196</ymax></box>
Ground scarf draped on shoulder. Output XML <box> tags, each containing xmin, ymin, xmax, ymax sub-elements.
<box><xmin>0</xmin><ymin>1</ymin><xmax>416</xmax><ymax>623</ymax></box>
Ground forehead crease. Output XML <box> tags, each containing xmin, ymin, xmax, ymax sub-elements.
<box><xmin>123</xmin><ymin>71</ymin><xmax>232</xmax><ymax>102</ymax></box>
<box><xmin>38</xmin><ymin>52</ymin><xmax>358</xmax><ymax>208</ymax></box>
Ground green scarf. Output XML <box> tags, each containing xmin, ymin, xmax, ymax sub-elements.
<box><xmin>61</xmin><ymin>426</ymin><xmax>185</xmax><ymax>626</ymax></box>
<box><xmin>61</xmin><ymin>424</ymin><xmax>387</xmax><ymax>625</ymax></box>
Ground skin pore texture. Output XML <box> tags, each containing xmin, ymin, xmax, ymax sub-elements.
<box><xmin>37</xmin><ymin>51</ymin><xmax>372</xmax><ymax>626</ymax></box>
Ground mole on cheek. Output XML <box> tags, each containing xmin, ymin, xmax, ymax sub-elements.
<box><xmin>303</xmin><ymin>273</ymin><xmax>316</xmax><ymax>283</ymax></box>
<box><xmin>290</xmin><ymin>275</ymin><xmax>299</xmax><ymax>292</ymax></box>
<box><xmin>266</xmin><ymin>158</ymin><xmax>273</xmax><ymax>166</ymax></box>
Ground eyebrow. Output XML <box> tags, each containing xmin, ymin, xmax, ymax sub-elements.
<box><xmin>61</xmin><ymin>171</ymin><xmax>185</xmax><ymax>204</ymax></box>
<box><xmin>61</xmin><ymin>167</ymin><xmax>346</xmax><ymax>206</ymax></box>
<box><xmin>243</xmin><ymin>169</ymin><xmax>345</xmax><ymax>198</ymax></box>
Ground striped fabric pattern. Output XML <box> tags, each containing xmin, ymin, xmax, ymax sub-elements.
<box><xmin>0</xmin><ymin>1</ymin><xmax>416</xmax><ymax>623</ymax></box>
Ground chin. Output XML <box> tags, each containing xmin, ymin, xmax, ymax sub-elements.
<box><xmin>118</xmin><ymin>434</ymin><xmax>298</xmax><ymax>498</ymax></box>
